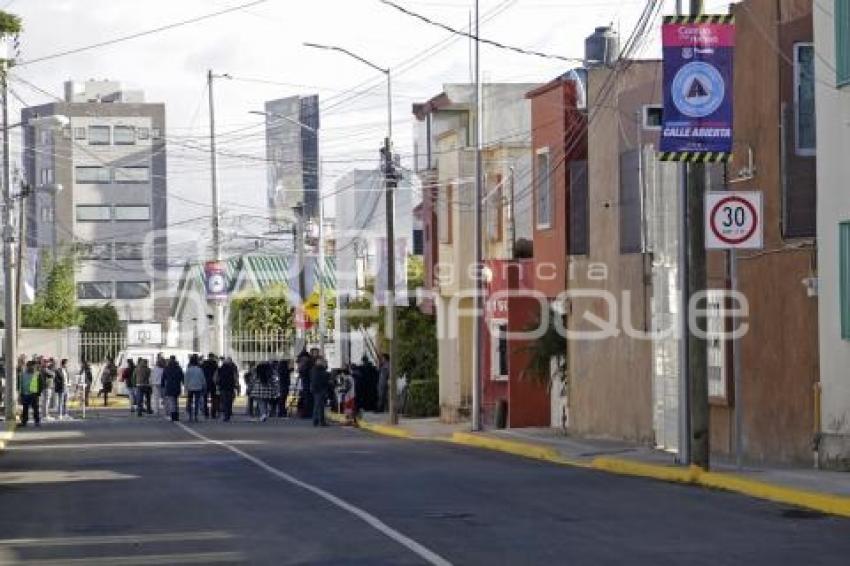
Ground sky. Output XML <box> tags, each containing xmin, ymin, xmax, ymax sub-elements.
<box><xmin>1</xmin><ymin>0</ymin><xmax>728</xmax><ymax>263</ymax></box>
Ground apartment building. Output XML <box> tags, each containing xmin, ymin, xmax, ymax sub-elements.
<box><xmin>22</xmin><ymin>80</ymin><xmax>167</xmax><ymax>323</ymax></box>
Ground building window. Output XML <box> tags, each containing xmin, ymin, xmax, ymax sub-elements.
<box><xmin>114</xmin><ymin>205</ymin><xmax>150</xmax><ymax>222</ymax></box>
<box><xmin>412</xmin><ymin>229</ymin><xmax>424</xmax><ymax>256</ymax></box>
<box><xmin>114</xmin><ymin>166</ymin><xmax>150</xmax><ymax>183</ymax></box>
<box><xmin>77</xmin><ymin>281</ymin><xmax>113</xmax><ymax>300</ymax></box>
<box><xmin>487</xmin><ymin>174</ymin><xmax>503</xmax><ymax>242</ymax></box>
<box><xmin>113</xmin><ymin>126</ymin><xmax>136</xmax><ymax>145</ymax></box>
<box><xmin>643</xmin><ymin>105</ymin><xmax>663</xmax><ymax>130</ymax></box>
<box><xmin>116</xmin><ymin>281</ymin><xmax>151</xmax><ymax>300</ymax></box>
<box><xmin>841</xmin><ymin>222</ymin><xmax>850</xmax><ymax>340</ymax></box>
<box><xmin>536</xmin><ymin>148</ymin><xmax>552</xmax><ymax>229</ymax></box>
<box><xmin>75</xmin><ymin>166</ymin><xmax>110</xmax><ymax>184</ymax></box>
<box><xmin>39</xmin><ymin>168</ymin><xmax>54</xmax><ymax>186</ymax></box>
<box><xmin>619</xmin><ymin>149</ymin><xmax>643</xmax><ymax>254</ymax></box>
<box><xmin>115</xmin><ymin>242</ymin><xmax>144</xmax><ymax>260</ymax></box>
<box><xmin>837</xmin><ymin>0</ymin><xmax>850</xmax><ymax>86</ymax></box>
<box><xmin>707</xmin><ymin>289</ymin><xmax>729</xmax><ymax>402</ymax></box>
<box><xmin>151</xmin><ymin>127</ymin><xmax>162</xmax><ymax>140</ymax></box>
<box><xmin>568</xmin><ymin>160</ymin><xmax>589</xmax><ymax>255</ymax></box>
<box><xmin>88</xmin><ymin>125</ymin><xmax>111</xmax><ymax>145</ymax></box>
<box><xmin>74</xmin><ymin>127</ymin><xmax>86</xmax><ymax>140</ymax></box>
<box><xmin>490</xmin><ymin>321</ymin><xmax>509</xmax><ymax>381</ymax></box>
<box><xmin>76</xmin><ymin>205</ymin><xmax>112</xmax><ymax>222</ymax></box>
<box><xmin>137</xmin><ymin>127</ymin><xmax>150</xmax><ymax>140</ymax></box>
<box><xmin>77</xmin><ymin>242</ymin><xmax>112</xmax><ymax>260</ymax></box>
<box><xmin>794</xmin><ymin>43</ymin><xmax>816</xmax><ymax>155</ymax></box>
<box><xmin>40</xmin><ymin>206</ymin><xmax>53</xmax><ymax>222</ymax></box>
<box><xmin>438</xmin><ymin>183</ymin><xmax>452</xmax><ymax>244</ymax></box>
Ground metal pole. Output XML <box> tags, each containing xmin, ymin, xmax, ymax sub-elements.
<box><xmin>208</xmin><ymin>70</ymin><xmax>225</xmax><ymax>357</ymax></box>
<box><xmin>675</xmin><ymin>0</ymin><xmax>691</xmax><ymax>466</ymax></box>
<box><xmin>294</xmin><ymin>203</ymin><xmax>306</xmax><ymax>346</ymax></box>
<box><xmin>471</xmin><ymin>0</ymin><xmax>483</xmax><ymax>431</ymax></box>
<box><xmin>318</xmin><ymin>198</ymin><xmax>326</xmax><ymax>355</ymax></box>
<box><xmin>15</xmin><ymin>182</ymin><xmax>25</xmax><ymax>349</ymax></box>
<box><xmin>2</xmin><ymin>68</ymin><xmax>17</xmax><ymax>426</ymax></box>
<box><xmin>731</xmin><ymin>247</ymin><xmax>742</xmax><ymax>469</ymax></box>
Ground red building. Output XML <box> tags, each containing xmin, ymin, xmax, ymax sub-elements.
<box><xmin>526</xmin><ymin>72</ymin><xmax>588</xmax><ymax>299</ymax></box>
<box><xmin>481</xmin><ymin>259</ymin><xmax>550</xmax><ymax>427</ymax></box>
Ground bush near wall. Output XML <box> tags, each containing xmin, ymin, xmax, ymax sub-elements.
<box><xmin>404</xmin><ymin>379</ymin><xmax>439</xmax><ymax>417</ymax></box>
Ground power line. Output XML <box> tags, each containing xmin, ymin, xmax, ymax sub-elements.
<box><xmin>378</xmin><ymin>0</ymin><xmax>584</xmax><ymax>62</ymax></box>
<box><xmin>15</xmin><ymin>0</ymin><xmax>273</xmax><ymax>67</ymax></box>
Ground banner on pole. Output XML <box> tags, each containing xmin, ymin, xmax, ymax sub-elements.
<box><xmin>204</xmin><ymin>260</ymin><xmax>228</xmax><ymax>301</ymax></box>
<box><xmin>659</xmin><ymin>15</ymin><xmax>735</xmax><ymax>162</ymax></box>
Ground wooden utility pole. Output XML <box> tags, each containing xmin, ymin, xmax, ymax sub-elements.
<box><xmin>687</xmin><ymin>0</ymin><xmax>710</xmax><ymax>470</ymax></box>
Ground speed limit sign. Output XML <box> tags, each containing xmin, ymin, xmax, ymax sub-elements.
<box><xmin>705</xmin><ymin>191</ymin><xmax>763</xmax><ymax>249</ymax></box>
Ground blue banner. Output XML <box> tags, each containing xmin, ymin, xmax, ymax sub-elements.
<box><xmin>660</xmin><ymin>17</ymin><xmax>735</xmax><ymax>158</ymax></box>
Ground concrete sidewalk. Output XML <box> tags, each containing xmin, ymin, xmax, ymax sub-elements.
<box><xmin>343</xmin><ymin>412</ymin><xmax>850</xmax><ymax>517</ymax></box>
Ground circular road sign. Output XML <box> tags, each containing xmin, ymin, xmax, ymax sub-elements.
<box><xmin>709</xmin><ymin>195</ymin><xmax>758</xmax><ymax>246</ymax></box>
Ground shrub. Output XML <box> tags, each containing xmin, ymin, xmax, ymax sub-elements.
<box><xmin>404</xmin><ymin>379</ymin><xmax>439</xmax><ymax>417</ymax></box>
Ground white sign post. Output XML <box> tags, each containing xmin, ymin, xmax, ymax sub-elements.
<box><xmin>705</xmin><ymin>191</ymin><xmax>763</xmax><ymax>250</ymax></box>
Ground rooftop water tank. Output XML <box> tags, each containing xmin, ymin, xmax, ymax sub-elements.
<box><xmin>585</xmin><ymin>26</ymin><xmax>619</xmax><ymax>67</ymax></box>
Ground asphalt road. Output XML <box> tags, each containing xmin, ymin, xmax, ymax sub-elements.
<box><xmin>0</xmin><ymin>408</ymin><xmax>848</xmax><ymax>565</ymax></box>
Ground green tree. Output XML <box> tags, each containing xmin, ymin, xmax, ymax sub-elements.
<box><xmin>517</xmin><ymin>305</ymin><xmax>567</xmax><ymax>387</ymax></box>
<box><xmin>345</xmin><ymin>256</ymin><xmax>438</xmax><ymax>382</ymax></box>
<box><xmin>0</xmin><ymin>11</ymin><xmax>21</xmax><ymax>36</ymax></box>
<box><xmin>229</xmin><ymin>284</ymin><xmax>294</xmax><ymax>333</ymax></box>
<box><xmin>22</xmin><ymin>255</ymin><xmax>82</xmax><ymax>329</ymax></box>
<box><xmin>79</xmin><ymin>305</ymin><xmax>121</xmax><ymax>333</ymax></box>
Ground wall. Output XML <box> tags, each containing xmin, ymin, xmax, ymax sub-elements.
<box><xmin>814</xmin><ymin>2</ymin><xmax>850</xmax><ymax>469</ymax></box>
<box><xmin>703</xmin><ymin>0</ymin><xmax>820</xmax><ymax>466</ymax></box>
<box><xmin>566</xmin><ymin>62</ymin><xmax>660</xmax><ymax>444</ymax></box>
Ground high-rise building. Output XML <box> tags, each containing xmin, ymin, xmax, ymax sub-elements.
<box><xmin>22</xmin><ymin>80</ymin><xmax>168</xmax><ymax>323</ymax></box>
<box><xmin>263</xmin><ymin>94</ymin><xmax>319</xmax><ymax>229</ymax></box>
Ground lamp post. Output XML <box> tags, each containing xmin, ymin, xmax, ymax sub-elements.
<box><xmin>303</xmin><ymin>42</ymin><xmax>399</xmax><ymax>424</ymax></box>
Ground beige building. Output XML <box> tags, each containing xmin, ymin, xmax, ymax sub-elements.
<box><xmin>814</xmin><ymin>3</ymin><xmax>850</xmax><ymax>469</ymax></box>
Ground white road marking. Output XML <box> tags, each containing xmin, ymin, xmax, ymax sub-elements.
<box><xmin>7</xmin><ymin>440</ymin><xmax>262</xmax><ymax>451</ymax></box>
<box><xmin>5</xmin><ymin>551</ymin><xmax>244</xmax><ymax>565</ymax></box>
<box><xmin>0</xmin><ymin>470</ymin><xmax>136</xmax><ymax>485</ymax></box>
<box><xmin>0</xmin><ymin>531</ymin><xmax>233</xmax><ymax>547</ymax></box>
<box><xmin>177</xmin><ymin>423</ymin><xmax>453</xmax><ymax>566</ymax></box>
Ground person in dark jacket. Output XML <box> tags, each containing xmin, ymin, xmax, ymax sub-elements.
<box><xmin>297</xmin><ymin>350</ymin><xmax>314</xmax><ymax>418</ymax></box>
<box><xmin>201</xmin><ymin>353</ymin><xmax>219</xmax><ymax>419</ymax></box>
<box><xmin>216</xmin><ymin>357</ymin><xmax>238</xmax><ymax>422</ymax></box>
<box><xmin>162</xmin><ymin>356</ymin><xmax>184</xmax><ymax>422</ymax></box>
<box><xmin>78</xmin><ymin>359</ymin><xmax>93</xmax><ymax>407</ymax></box>
<box><xmin>276</xmin><ymin>360</ymin><xmax>291</xmax><ymax>417</ymax></box>
<box><xmin>310</xmin><ymin>356</ymin><xmax>330</xmax><ymax>427</ymax></box>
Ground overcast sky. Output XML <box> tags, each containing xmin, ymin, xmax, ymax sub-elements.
<box><xmin>1</xmin><ymin>0</ymin><xmax>726</xmax><ymax>261</ymax></box>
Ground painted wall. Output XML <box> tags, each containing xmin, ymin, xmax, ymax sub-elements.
<box><xmin>814</xmin><ymin>3</ymin><xmax>850</xmax><ymax>469</ymax></box>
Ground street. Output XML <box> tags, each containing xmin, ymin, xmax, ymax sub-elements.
<box><xmin>0</xmin><ymin>411</ymin><xmax>848</xmax><ymax>565</ymax></box>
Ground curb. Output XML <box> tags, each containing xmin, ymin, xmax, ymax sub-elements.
<box><xmin>343</xmin><ymin>419</ymin><xmax>850</xmax><ymax>518</ymax></box>
<box><xmin>327</xmin><ymin>413</ymin><xmax>414</xmax><ymax>439</ymax></box>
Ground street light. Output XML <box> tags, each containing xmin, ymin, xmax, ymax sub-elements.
<box><xmin>303</xmin><ymin>41</ymin><xmax>399</xmax><ymax>424</ymax></box>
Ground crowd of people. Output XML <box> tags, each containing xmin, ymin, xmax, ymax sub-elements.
<box><xmin>14</xmin><ymin>349</ymin><xmax>394</xmax><ymax>427</ymax></box>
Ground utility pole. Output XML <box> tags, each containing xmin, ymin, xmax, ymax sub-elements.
<box><xmin>207</xmin><ymin>70</ymin><xmax>225</xmax><ymax>357</ymax></box>
<box><xmin>1</xmin><ymin>67</ymin><xmax>16</xmax><ymax>425</ymax></box>
<box><xmin>382</xmin><ymin>136</ymin><xmax>399</xmax><ymax>425</ymax></box>
<box><xmin>471</xmin><ymin>0</ymin><xmax>483</xmax><ymax>431</ymax></box>
<box><xmin>15</xmin><ymin>181</ymin><xmax>26</xmax><ymax>350</ymax></box>
<box><xmin>292</xmin><ymin>202</ymin><xmax>307</xmax><ymax>351</ymax></box>
<box><xmin>686</xmin><ymin>0</ymin><xmax>710</xmax><ymax>470</ymax></box>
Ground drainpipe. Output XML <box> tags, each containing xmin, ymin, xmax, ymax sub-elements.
<box><xmin>508</xmin><ymin>166</ymin><xmax>516</xmax><ymax>258</ymax></box>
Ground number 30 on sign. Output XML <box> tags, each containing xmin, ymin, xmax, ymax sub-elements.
<box><xmin>705</xmin><ymin>191</ymin><xmax>763</xmax><ymax>250</ymax></box>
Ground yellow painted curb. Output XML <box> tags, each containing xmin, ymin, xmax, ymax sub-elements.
<box><xmin>699</xmin><ymin>470</ymin><xmax>850</xmax><ymax>518</ymax></box>
<box><xmin>327</xmin><ymin>412</ymin><xmax>413</xmax><ymax>439</ymax></box>
<box><xmin>591</xmin><ymin>457</ymin><xmax>702</xmax><ymax>484</ymax></box>
<box><xmin>451</xmin><ymin>432</ymin><xmax>588</xmax><ymax>467</ymax></box>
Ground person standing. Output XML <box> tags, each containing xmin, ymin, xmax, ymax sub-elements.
<box><xmin>201</xmin><ymin>353</ymin><xmax>219</xmax><ymax>419</ymax></box>
<box><xmin>135</xmin><ymin>359</ymin><xmax>153</xmax><ymax>416</ymax></box>
<box><xmin>296</xmin><ymin>350</ymin><xmax>314</xmax><ymax>419</ymax></box>
<box><xmin>99</xmin><ymin>360</ymin><xmax>116</xmax><ymax>406</ymax></box>
<box><xmin>54</xmin><ymin>359</ymin><xmax>69</xmax><ymax>420</ymax></box>
<box><xmin>244</xmin><ymin>363</ymin><xmax>256</xmax><ymax>417</ymax></box>
<box><xmin>39</xmin><ymin>358</ymin><xmax>55</xmax><ymax>421</ymax></box>
<box><xmin>184</xmin><ymin>355</ymin><xmax>206</xmax><ymax>422</ymax></box>
<box><xmin>122</xmin><ymin>359</ymin><xmax>137</xmax><ymax>415</ymax></box>
<box><xmin>79</xmin><ymin>360</ymin><xmax>93</xmax><ymax>408</ymax></box>
<box><xmin>162</xmin><ymin>356</ymin><xmax>184</xmax><ymax>422</ymax></box>
<box><xmin>152</xmin><ymin>355</ymin><xmax>166</xmax><ymax>416</ymax></box>
<box><xmin>19</xmin><ymin>361</ymin><xmax>42</xmax><ymax>426</ymax></box>
<box><xmin>377</xmin><ymin>353</ymin><xmax>390</xmax><ymax>413</ymax></box>
<box><xmin>217</xmin><ymin>357</ymin><xmax>238</xmax><ymax>422</ymax></box>
<box><xmin>276</xmin><ymin>360</ymin><xmax>291</xmax><ymax>417</ymax></box>
<box><xmin>310</xmin><ymin>356</ymin><xmax>330</xmax><ymax>427</ymax></box>
<box><xmin>252</xmin><ymin>362</ymin><xmax>277</xmax><ymax>422</ymax></box>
